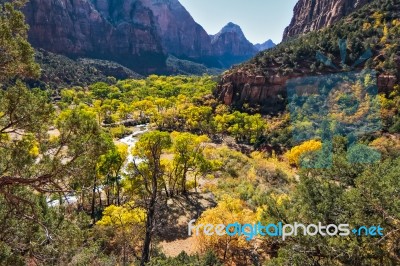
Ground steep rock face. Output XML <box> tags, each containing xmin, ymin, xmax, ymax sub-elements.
<box><xmin>24</xmin><ymin>0</ymin><xmax>106</xmax><ymax>56</ymax></box>
<box><xmin>211</xmin><ymin>23</ymin><xmax>258</xmax><ymax>68</ymax></box>
<box><xmin>24</xmin><ymin>0</ymin><xmax>166</xmax><ymax>74</ymax></box>
<box><xmin>141</xmin><ymin>0</ymin><xmax>212</xmax><ymax>59</ymax></box>
<box><xmin>254</xmin><ymin>39</ymin><xmax>276</xmax><ymax>51</ymax></box>
<box><xmin>283</xmin><ymin>0</ymin><xmax>372</xmax><ymax>40</ymax></box>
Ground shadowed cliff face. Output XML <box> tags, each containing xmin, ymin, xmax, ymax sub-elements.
<box><xmin>283</xmin><ymin>0</ymin><xmax>372</xmax><ymax>40</ymax></box>
<box><xmin>24</xmin><ymin>0</ymin><xmax>166</xmax><ymax>74</ymax></box>
<box><xmin>23</xmin><ymin>0</ymin><xmax>213</xmax><ymax>72</ymax></box>
<box><xmin>141</xmin><ymin>0</ymin><xmax>213</xmax><ymax>59</ymax></box>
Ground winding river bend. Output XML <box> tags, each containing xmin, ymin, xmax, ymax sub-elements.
<box><xmin>47</xmin><ymin>124</ymin><xmax>150</xmax><ymax>206</ymax></box>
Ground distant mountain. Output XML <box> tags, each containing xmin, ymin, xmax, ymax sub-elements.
<box><xmin>283</xmin><ymin>0</ymin><xmax>373</xmax><ymax>40</ymax></box>
<box><xmin>22</xmin><ymin>0</ymin><xmax>259</xmax><ymax>76</ymax></box>
<box><xmin>211</xmin><ymin>22</ymin><xmax>258</xmax><ymax>68</ymax></box>
<box><xmin>254</xmin><ymin>39</ymin><xmax>276</xmax><ymax>51</ymax></box>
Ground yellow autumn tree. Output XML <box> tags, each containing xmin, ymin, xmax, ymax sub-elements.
<box><xmin>370</xmin><ymin>136</ymin><xmax>400</xmax><ymax>158</ymax></box>
<box><xmin>193</xmin><ymin>195</ymin><xmax>258</xmax><ymax>264</ymax></box>
<box><xmin>96</xmin><ymin>202</ymin><xmax>146</xmax><ymax>263</ymax></box>
<box><xmin>381</xmin><ymin>24</ymin><xmax>389</xmax><ymax>43</ymax></box>
<box><xmin>286</xmin><ymin>140</ymin><xmax>322</xmax><ymax>166</ymax></box>
<box><xmin>372</xmin><ymin>12</ymin><xmax>383</xmax><ymax>28</ymax></box>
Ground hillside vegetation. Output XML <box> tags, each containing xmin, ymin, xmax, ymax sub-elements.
<box><xmin>248</xmin><ymin>0</ymin><xmax>399</xmax><ymax>76</ymax></box>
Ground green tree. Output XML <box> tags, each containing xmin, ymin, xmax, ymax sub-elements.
<box><xmin>265</xmin><ymin>154</ymin><xmax>400</xmax><ymax>265</ymax></box>
<box><xmin>55</xmin><ymin>107</ymin><xmax>113</xmax><ymax>223</ymax></box>
<box><xmin>0</xmin><ymin>0</ymin><xmax>39</xmax><ymax>82</ymax></box>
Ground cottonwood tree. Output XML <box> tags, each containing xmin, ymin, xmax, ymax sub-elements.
<box><xmin>97</xmin><ymin>143</ymin><xmax>128</xmax><ymax>206</ymax></box>
<box><xmin>96</xmin><ymin>202</ymin><xmax>146</xmax><ymax>264</ymax></box>
<box><xmin>169</xmin><ymin>131</ymin><xmax>210</xmax><ymax>195</ymax></box>
<box><xmin>130</xmin><ymin>131</ymin><xmax>171</xmax><ymax>265</ymax></box>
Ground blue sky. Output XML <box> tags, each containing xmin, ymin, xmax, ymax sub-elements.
<box><xmin>179</xmin><ymin>0</ymin><xmax>298</xmax><ymax>44</ymax></box>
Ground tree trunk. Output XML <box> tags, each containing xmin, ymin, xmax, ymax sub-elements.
<box><xmin>163</xmin><ymin>182</ymin><xmax>169</xmax><ymax>198</ymax></box>
<box><xmin>194</xmin><ymin>173</ymin><xmax>198</xmax><ymax>193</ymax></box>
<box><xmin>91</xmin><ymin>174</ymin><xmax>97</xmax><ymax>224</ymax></box>
<box><xmin>140</xmin><ymin>171</ymin><xmax>158</xmax><ymax>266</ymax></box>
<box><xmin>116</xmin><ymin>175</ymin><xmax>121</xmax><ymax>206</ymax></box>
<box><xmin>140</xmin><ymin>191</ymin><xmax>156</xmax><ymax>265</ymax></box>
<box><xmin>123</xmin><ymin>235</ymin><xmax>127</xmax><ymax>266</ymax></box>
<box><xmin>98</xmin><ymin>187</ymin><xmax>103</xmax><ymax>209</ymax></box>
<box><xmin>181</xmin><ymin>163</ymin><xmax>188</xmax><ymax>194</ymax></box>
<box><xmin>106</xmin><ymin>174</ymin><xmax>110</xmax><ymax>206</ymax></box>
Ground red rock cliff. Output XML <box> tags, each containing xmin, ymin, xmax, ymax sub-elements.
<box><xmin>283</xmin><ymin>0</ymin><xmax>372</xmax><ymax>41</ymax></box>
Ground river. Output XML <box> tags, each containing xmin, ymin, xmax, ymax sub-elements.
<box><xmin>47</xmin><ymin>123</ymin><xmax>149</xmax><ymax>206</ymax></box>
<box><xmin>119</xmin><ymin>123</ymin><xmax>149</xmax><ymax>170</ymax></box>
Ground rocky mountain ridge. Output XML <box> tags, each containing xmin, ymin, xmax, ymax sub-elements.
<box><xmin>23</xmin><ymin>0</ymin><xmax>272</xmax><ymax>74</ymax></box>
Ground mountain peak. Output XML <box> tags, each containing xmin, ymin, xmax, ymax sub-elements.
<box><xmin>210</xmin><ymin>22</ymin><xmax>257</xmax><ymax>67</ymax></box>
<box><xmin>212</xmin><ymin>22</ymin><xmax>247</xmax><ymax>43</ymax></box>
<box><xmin>254</xmin><ymin>39</ymin><xmax>276</xmax><ymax>51</ymax></box>
<box><xmin>220</xmin><ymin>22</ymin><xmax>243</xmax><ymax>34</ymax></box>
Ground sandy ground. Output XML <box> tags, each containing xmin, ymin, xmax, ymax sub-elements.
<box><xmin>157</xmin><ymin>191</ymin><xmax>216</xmax><ymax>257</ymax></box>
<box><xmin>159</xmin><ymin>236</ymin><xmax>198</xmax><ymax>257</ymax></box>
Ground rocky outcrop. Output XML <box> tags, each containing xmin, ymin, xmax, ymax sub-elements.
<box><xmin>211</xmin><ymin>23</ymin><xmax>258</xmax><ymax>68</ymax></box>
<box><xmin>24</xmin><ymin>0</ymin><xmax>166</xmax><ymax>74</ymax></box>
<box><xmin>254</xmin><ymin>39</ymin><xmax>276</xmax><ymax>52</ymax></box>
<box><xmin>378</xmin><ymin>74</ymin><xmax>398</xmax><ymax>92</ymax></box>
<box><xmin>283</xmin><ymin>0</ymin><xmax>372</xmax><ymax>40</ymax></box>
<box><xmin>217</xmin><ymin>60</ymin><xmax>400</xmax><ymax>113</ymax></box>
<box><xmin>216</xmin><ymin>67</ymin><xmax>299</xmax><ymax>113</ymax></box>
